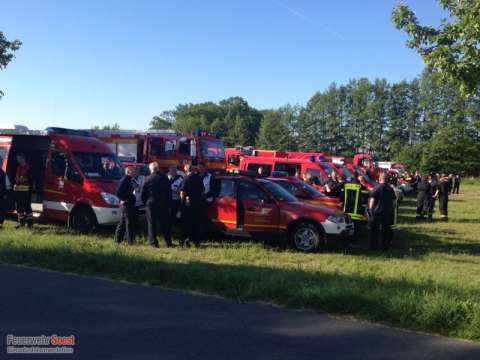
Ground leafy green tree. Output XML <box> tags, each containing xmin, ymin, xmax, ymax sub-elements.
<box><xmin>150</xmin><ymin>111</ymin><xmax>175</xmax><ymax>129</ymax></box>
<box><xmin>392</xmin><ymin>0</ymin><xmax>480</xmax><ymax>96</ymax></box>
<box><xmin>256</xmin><ymin>111</ymin><xmax>290</xmax><ymax>150</ymax></box>
<box><xmin>0</xmin><ymin>31</ymin><xmax>22</xmax><ymax>98</ymax></box>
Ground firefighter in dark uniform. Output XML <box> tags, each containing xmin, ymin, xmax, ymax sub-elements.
<box><xmin>452</xmin><ymin>174</ymin><xmax>461</xmax><ymax>194</ymax></box>
<box><xmin>368</xmin><ymin>172</ymin><xmax>396</xmax><ymax>250</ymax></box>
<box><xmin>114</xmin><ymin>166</ymin><xmax>138</xmax><ymax>244</ymax></box>
<box><xmin>427</xmin><ymin>174</ymin><xmax>439</xmax><ymax>220</ymax></box>
<box><xmin>14</xmin><ymin>153</ymin><xmax>33</xmax><ymax>228</ymax></box>
<box><xmin>180</xmin><ymin>164</ymin><xmax>204</xmax><ymax>247</ymax></box>
<box><xmin>438</xmin><ymin>174</ymin><xmax>449</xmax><ymax>220</ymax></box>
<box><xmin>142</xmin><ymin>162</ymin><xmax>173</xmax><ymax>247</ymax></box>
<box><xmin>415</xmin><ymin>176</ymin><xmax>430</xmax><ymax>219</ymax></box>
<box><xmin>0</xmin><ymin>155</ymin><xmax>11</xmax><ymax>228</ymax></box>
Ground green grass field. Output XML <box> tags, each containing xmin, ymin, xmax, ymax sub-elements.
<box><xmin>1</xmin><ymin>182</ymin><xmax>479</xmax><ymax>341</ymax></box>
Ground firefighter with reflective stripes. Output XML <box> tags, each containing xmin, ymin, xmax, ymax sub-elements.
<box><xmin>13</xmin><ymin>153</ymin><xmax>33</xmax><ymax>228</ymax></box>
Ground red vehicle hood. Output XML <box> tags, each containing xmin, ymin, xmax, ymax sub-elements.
<box><xmin>281</xmin><ymin>201</ymin><xmax>344</xmax><ymax>217</ymax></box>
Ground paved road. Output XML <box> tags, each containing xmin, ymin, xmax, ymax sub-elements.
<box><xmin>1</xmin><ymin>264</ymin><xmax>479</xmax><ymax>360</ymax></box>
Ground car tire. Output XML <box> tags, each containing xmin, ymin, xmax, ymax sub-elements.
<box><xmin>289</xmin><ymin>222</ymin><xmax>323</xmax><ymax>252</ymax></box>
<box><xmin>70</xmin><ymin>206</ymin><xmax>97</xmax><ymax>233</ymax></box>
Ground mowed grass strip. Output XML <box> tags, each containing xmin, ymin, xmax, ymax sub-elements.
<box><xmin>0</xmin><ymin>182</ymin><xmax>480</xmax><ymax>341</ymax></box>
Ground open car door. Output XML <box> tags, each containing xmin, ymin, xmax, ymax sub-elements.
<box><xmin>237</xmin><ymin>180</ymin><xmax>279</xmax><ymax>233</ymax></box>
<box><xmin>208</xmin><ymin>178</ymin><xmax>237</xmax><ymax>230</ymax></box>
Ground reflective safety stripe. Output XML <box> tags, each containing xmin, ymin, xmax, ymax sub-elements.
<box><xmin>13</xmin><ymin>185</ymin><xmax>30</xmax><ymax>191</ymax></box>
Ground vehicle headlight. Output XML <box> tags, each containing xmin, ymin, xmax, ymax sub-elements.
<box><xmin>327</xmin><ymin>215</ymin><xmax>345</xmax><ymax>224</ymax></box>
<box><xmin>101</xmin><ymin>192</ymin><xmax>120</xmax><ymax>206</ymax></box>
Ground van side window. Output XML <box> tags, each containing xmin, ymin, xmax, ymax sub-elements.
<box><xmin>219</xmin><ymin>179</ymin><xmax>235</xmax><ymax>198</ymax></box>
<box><xmin>246</xmin><ymin>163</ymin><xmax>272</xmax><ymax>176</ymax></box>
<box><xmin>51</xmin><ymin>152</ymin><xmax>68</xmax><ymax>177</ymax></box>
<box><xmin>238</xmin><ymin>181</ymin><xmax>268</xmax><ymax>201</ymax></box>
<box><xmin>274</xmin><ymin>163</ymin><xmax>299</xmax><ymax>176</ymax></box>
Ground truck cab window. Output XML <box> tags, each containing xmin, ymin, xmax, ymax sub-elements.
<box><xmin>164</xmin><ymin>140</ymin><xmax>176</xmax><ymax>155</ymax></box>
<box><xmin>238</xmin><ymin>181</ymin><xmax>268</xmax><ymax>201</ymax></box>
<box><xmin>150</xmin><ymin>139</ymin><xmax>163</xmax><ymax>156</ymax></box>
<box><xmin>179</xmin><ymin>139</ymin><xmax>191</xmax><ymax>155</ymax></box>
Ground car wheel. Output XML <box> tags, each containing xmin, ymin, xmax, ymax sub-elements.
<box><xmin>289</xmin><ymin>222</ymin><xmax>322</xmax><ymax>252</ymax></box>
<box><xmin>70</xmin><ymin>206</ymin><xmax>97</xmax><ymax>233</ymax></box>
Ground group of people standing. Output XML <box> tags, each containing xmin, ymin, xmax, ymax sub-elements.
<box><xmin>0</xmin><ymin>153</ymin><xmax>34</xmax><ymax>229</ymax></box>
<box><xmin>114</xmin><ymin>161</ymin><xmax>217</xmax><ymax>248</ymax></box>
<box><xmin>413</xmin><ymin>173</ymin><xmax>461</xmax><ymax>221</ymax></box>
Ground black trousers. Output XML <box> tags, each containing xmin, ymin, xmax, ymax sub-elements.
<box><xmin>439</xmin><ymin>196</ymin><xmax>448</xmax><ymax>217</ymax></box>
<box><xmin>453</xmin><ymin>183</ymin><xmax>460</xmax><ymax>194</ymax></box>
<box><xmin>181</xmin><ymin>203</ymin><xmax>202</xmax><ymax>245</ymax></box>
<box><xmin>15</xmin><ymin>191</ymin><xmax>33</xmax><ymax>225</ymax></box>
<box><xmin>428</xmin><ymin>198</ymin><xmax>436</xmax><ymax>217</ymax></box>
<box><xmin>370</xmin><ymin>215</ymin><xmax>393</xmax><ymax>250</ymax></box>
<box><xmin>114</xmin><ymin>203</ymin><xmax>137</xmax><ymax>244</ymax></box>
<box><xmin>416</xmin><ymin>194</ymin><xmax>429</xmax><ymax>217</ymax></box>
<box><xmin>146</xmin><ymin>202</ymin><xmax>171</xmax><ymax>247</ymax></box>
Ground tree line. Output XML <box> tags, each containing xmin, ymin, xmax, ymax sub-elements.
<box><xmin>150</xmin><ymin>70</ymin><xmax>480</xmax><ymax>175</ymax></box>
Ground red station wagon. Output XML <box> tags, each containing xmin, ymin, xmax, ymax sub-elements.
<box><xmin>207</xmin><ymin>175</ymin><xmax>354</xmax><ymax>252</ymax></box>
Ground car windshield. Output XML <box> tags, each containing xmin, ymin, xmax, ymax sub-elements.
<box><xmin>74</xmin><ymin>152</ymin><xmax>124</xmax><ymax>180</ymax></box>
<box><xmin>322</xmin><ymin>166</ymin><xmax>334</xmax><ymax>176</ymax></box>
<box><xmin>259</xmin><ymin>179</ymin><xmax>298</xmax><ymax>202</ymax></box>
<box><xmin>200</xmin><ymin>139</ymin><xmax>225</xmax><ymax>159</ymax></box>
<box><xmin>301</xmin><ymin>181</ymin><xmax>326</xmax><ymax>197</ymax></box>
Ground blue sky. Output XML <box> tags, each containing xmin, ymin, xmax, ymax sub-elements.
<box><xmin>0</xmin><ymin>0</ymin><xmax>445</xmax><ymax>130</ymax></box>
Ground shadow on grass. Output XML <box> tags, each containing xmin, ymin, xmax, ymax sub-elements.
<box><xmin>0</xmin><ymin>241</ymin><xmax>479</xmax><ymax>341</ymax></box>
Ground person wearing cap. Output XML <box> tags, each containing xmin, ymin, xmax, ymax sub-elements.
<box><xmin>0</xmin><ymin>155</ymin><xmax>11</xmax><ymax>228</ymax></box>
<box><xmin>142</xmin><ymin>162</ymin><xmax>173</xmax><ymax>247</ymax></box>
<box><xmin>114</xmin><ymin>166</ymin><xmax>138</xmax><ymax>244</ymax></box>
<box><xmin>13</xmin><ymin>153</ymin><xmax>33</xmax><ymax>228</ymax></box>
<box><xmin>180</xmin><ymin>163</ymin><xmax>204</xmax><ymax>247</ymax></box>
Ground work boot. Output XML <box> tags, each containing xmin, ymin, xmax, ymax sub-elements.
<box><xmin>26</xmin><ymin>219</ymin><xmax>33</xmax><ymax>228</ymax></box>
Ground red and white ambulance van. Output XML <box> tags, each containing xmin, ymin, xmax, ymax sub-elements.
<box><xmin>0</xmin><ymin>126</ymin><xmax>123</xmax><ymax>232</ymax></box>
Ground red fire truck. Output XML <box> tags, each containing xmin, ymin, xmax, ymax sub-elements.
<box><xmin>92</xmin><ymin>129</ymin><xmax>226</xmax><ymax>172</ymax></box>
<box><xmin>225</xmin><ymin>147</ymin><xmax>331</xmax><ymax>188</ymax></box>
<box><xmin>0</xmin><ymin>126</ymin><xmax>123</xmax><ymax>232</ymax></box>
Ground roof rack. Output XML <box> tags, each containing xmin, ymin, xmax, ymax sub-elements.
<box><xmin>89</xmin><ymin>129</ymin><xmax>180</xmax><ymax>137</ymax></box>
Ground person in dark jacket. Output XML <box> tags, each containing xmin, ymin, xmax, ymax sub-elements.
<box><xmin>427</xmin><ymin>174</ymin><xmax>439</xmax><ymax>221</ymax></box>
<box><xmin>438</xmin><ymin>174</ymin><xmax>449</xmax><ymax>220</ymax></box>
<box><xmin>368</xmin><ymin>172</ymin><xmax>396</xmax><ymax>250</ymax></box>
<box><xmin>452</xmin><ymin>174</ymin><xmax>461</xmax><ymax>194</ymax></box>
<box><xmin>114</xmin><ymin>166</ymin><xmax>138</xmax><ymax>244</ymax></box>
<box><xmin>416</xmin><ymin>176</ymin><xmax>431</xmax><ymax>219</ymax></box>
<box><xmin>142</xmin><ymin>162</ymin><xmax>173</xmax><ymax>247</ymax></box>
<box><xmin>180</xmin><ymin>164</ymin><xmax>204</xmax><ymax>247</ymax></box>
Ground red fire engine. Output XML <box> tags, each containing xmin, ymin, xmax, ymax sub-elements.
<box><xmin>0</xmin><ymin>126</ymin><xmax>123</xmax><ymax>232</ymax></box>
<box><xmin>91</xmin><ymin>129</ymin><xmax>226</xmax><ymax>172</ymax></box>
